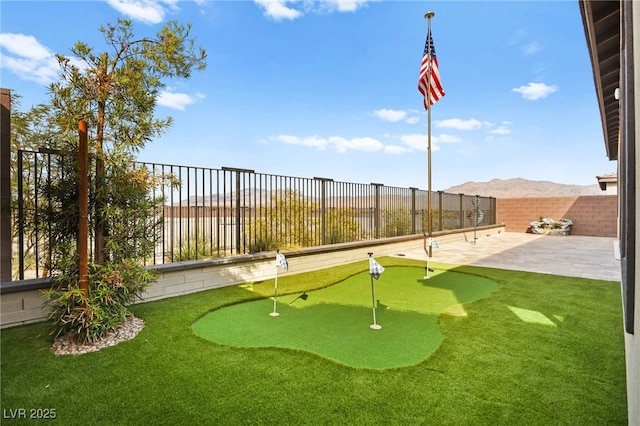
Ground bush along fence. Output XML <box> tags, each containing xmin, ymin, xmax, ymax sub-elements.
<box><xmin>10</xmin><ymin>148</ymin><xmax>496</xmax><ymax>281</ymax></box>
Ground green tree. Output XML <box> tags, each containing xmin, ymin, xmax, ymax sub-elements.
<box><xmin>49</xmin><ymin>18</ymin><xmax>206</xmax><ymax>262</ymax></box>
<box><xmin>40</xmin><ymin>19</ymin><xmax>206</xmax><ymax>343</ymax></box>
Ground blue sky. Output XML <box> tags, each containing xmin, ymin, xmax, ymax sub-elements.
<box><xmin>1</xmin><ymin>0</ymin><xmax>616</xmax><ymax>190</ymax></box>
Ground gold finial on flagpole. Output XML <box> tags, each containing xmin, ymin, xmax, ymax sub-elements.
<box><xmin>424</xmin><ymin>11</ymin><xmax>435</xmax><ymax>19</ymax></box>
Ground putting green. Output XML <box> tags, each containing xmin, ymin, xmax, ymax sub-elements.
<box><xmin>192</xmin><ymin>267</ymin><xmax>499</xmax><ymax>369</ymax></box>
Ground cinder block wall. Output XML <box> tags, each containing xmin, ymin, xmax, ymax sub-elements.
<box><xmin>496</xmin><ymin>195</ymin><xmax>617</xmax><ymax>236</ymax></box>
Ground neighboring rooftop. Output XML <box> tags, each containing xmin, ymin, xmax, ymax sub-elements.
<box><xmin>597</xmin><ymin>172</ymin><xmax>618</xmax><ymax>193</ymax></box>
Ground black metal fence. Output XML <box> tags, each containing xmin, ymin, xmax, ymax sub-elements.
<box><xmin>12</xmin><ymin>148</ymin><xmax>496</xmax><ymax>280</ymax></box>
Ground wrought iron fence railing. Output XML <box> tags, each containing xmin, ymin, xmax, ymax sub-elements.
<box><xmin>11</xmin><ymin>148</ymin><xmax>496</xmax><ymax>280</ymax></box>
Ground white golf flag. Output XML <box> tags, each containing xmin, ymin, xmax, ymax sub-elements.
<box><xmin>276</xmin><ymin>252</ymin><xmax>288</xmax><ymax>271</ymax></box>
<box><xmin>428</xmin><ymin>237</ymin><xmax>439</xmax><ymax>248</ymax></box>
<box><xmin>369</xmin><ymin>257</ymin><xmax>385</xmax><ymax>280</ymax></box>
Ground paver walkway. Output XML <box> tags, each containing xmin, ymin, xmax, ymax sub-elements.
<box><xmin>400</xmin><ymin>232</ymin><xmax>621</xmax><ymax>282</ymax></box>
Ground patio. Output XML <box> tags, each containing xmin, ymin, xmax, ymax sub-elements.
<box><xmin>401</xmin><ymin>232</ymin><xmax>621</xmax><ymax>282</ymax></box>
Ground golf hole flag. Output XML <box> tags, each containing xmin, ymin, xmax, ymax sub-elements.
<box><xmin>428</xmin><ymin>237</ymin><xmax>439</xmax><ymax>249</ymax></box>
<box><xmin>418</xmin><ymin>30</ymin><xmax>445</xmax><ymax>109</ymax></box>
<box><xmin>369</xmin><ymin>257</ymin><xmax>385</xmax><ymax>280</ymax></box>
<box><xmin>276</xmin><ymin>251</ymin><xmax>288</xmax><ymax>271</ymax></box>
<box><xmin>270</xmin><ymin>251</ymin><xmax>288</xmax><ymax>317</ymax></box>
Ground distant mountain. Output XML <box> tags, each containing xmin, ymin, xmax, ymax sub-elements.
<box><xmin>171</xmin><ymin>178</ymin><xmax>605</xmax><ymax>206</ymax></box>
<box><xmin>443</xmin><ymin>178</ymin><xmax>603</xmax><ymax>199</ymax></box>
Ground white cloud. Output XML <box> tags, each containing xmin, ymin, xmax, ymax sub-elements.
<box><xmin>512</xmin><ymin>82</ymin><xmax>558</xmax><ymax>100</ymax></box>
<box><xmin>372</xmin><ymin>109</ymin><xmax>407</xmax><ymax>122</ymax></box>
<box><xmin>331</xmin><ymin>136</ymin><xmax>383</xmax><ymax>153</ymax></box>
<box><xmin>269</xmin><ymin>131</ymin><xmax>463</xmax><ymax>155</ymax></box>
<box><xmin>272</xmin><ymin>135</ymin><xmax>327</xmax><ymax>148</ymax></box>
<box><xmin>254</xmin><ymin>0</ymin><xmax>370</xmax><ymax>21</ymax></box>
<box><xmin>508</xmin><ymin>28</ymin><xmax>541</xmax><ymax>55</ymax></box>
<box><xmin>106</xmin><ymin>0</ymin><xmax>174</xmax><ymax>24</ymax></box>
<box><xmin>438</xmin><ymin>134</ymin><xmax>462</xmax><ymax>143</ymax></box>
<box><xmin>156</xmin><ymin>90</ymin><xmax>204</xmax><ymax>110</ymax></box>
<box><xmin>405</xmin><ymin>116</ymin><xmax>420</xmax><ymax>125</ymax></box>
<box><xmin>0</xmin><ymin>33</ymin><xmax>59</xmax><ymax>85</ymax></box>
<box><xmin>508</xmin><ymin>28</ymin><xmax>527</xmax><ymax>46</ymax></box>
<box><xmin>270</xmin><ymin>134</ymin><xmax>383</xmax><ymax>153</ymax></box>
<box><xmin>521</xmin><ymin>42</ymin><xmax>542</xmax><ymax>56</ymax></box>
<box><xmin>254</xmin><ymin>0</ymin><xmax>303</xmax><ymax>21</ymax></box>
<box><xmin>384</xmin><ymin>145</ymin><xmax>411</xmax><ymax>154</ymax></box>
<box><xmin>399</xmin><ymin>133</ymin><xmax>461</xmax><ymax>153</ymax></box>
<box><xmin>319</xmin><ymin>0</ymin><xmax>370</xmax><ymax>13</ymax></box>
<box><xmin>399</xmin><ymin>134</ymin><xmax>432</xmax><ymax>152</ymax></box>
<box><xmin>435</xmin><ymin>118</ymin><xmax>486</xmax><ymax>131</ymax></box>
<box><xmin>488</xmin><ymin>126</ymin><xmax>511</xmax><ymax>135</ymax></box>
<box><xmin>0</xmin><ymin>33</ymin><xmax>50</xmax><ymax>59</ymax></box>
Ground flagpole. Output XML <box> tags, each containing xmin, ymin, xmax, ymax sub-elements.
<box><xmin>425</xmin><ymin>247</ymin><xmax>431</xmax><ymax>279</ymax></box>
<box><xmin>270</xmin><ymin>251</ymin><xmax>281</xmax><ymax>317</ymax></box>
<box><xmin>368</xmin><ymin>252</ymin><xmax>382</xmax><ymax>330</ymax></box>
<box><xmin>425</xmin><ymin>11</ymin><xmax>434</xmax><ymax>259</ymax></box>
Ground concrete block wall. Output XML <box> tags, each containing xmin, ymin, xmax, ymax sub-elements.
<box><xmin>0</xmin><ymin>225</ymin><xmax>505</xmax><ymax>328</ymax></box>
<box><xmin>496</xmin><ymin>195</ymin><xmax>617</xmax><ymax>237</ymax></box>
<box><xmin>1</xmin><ymin>288</ymin><xmax>49</xmax><ymax>327</ymax></box>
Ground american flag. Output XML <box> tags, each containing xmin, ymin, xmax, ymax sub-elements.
<box><xmin>418</xmin><ymin>30</ymin><xmax>445</xmax><ymax>109</ymax></box>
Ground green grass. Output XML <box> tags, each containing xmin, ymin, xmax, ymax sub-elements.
<box><xmin>0</xmin><ymin>257</ymin><xmax>627</xmax><ymax>425</ymax></box>
<box><xmin>193</xmin><ymin>267</ymin><xmax>500</xmax><ymax>369</ymax></box>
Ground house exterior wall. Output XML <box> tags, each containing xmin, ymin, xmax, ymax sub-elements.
<box><xmin>626</xmin><ymin>2</ymin><xmax>639</xmax><ymax>423</ymax></box>
<box><xmin>496</xmin><ymin>195</ymin><xmax>617</xmax><ymax>237</ymax></box>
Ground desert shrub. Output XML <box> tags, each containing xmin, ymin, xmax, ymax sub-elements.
<box><xmin>382</xmin><ymin>207</ymin><xmax>412</xmax><ymax>237</ymax></box>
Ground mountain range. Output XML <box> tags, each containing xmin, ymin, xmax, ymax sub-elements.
<box><xmin>173</xmin><ymin>178</ymin><xmax>606</xmax><ymax>206</ymax></box>
<box><xmin>443</xmin><ymin>178</ymin><xmax>604</xmax><ymax>199</ymax></box>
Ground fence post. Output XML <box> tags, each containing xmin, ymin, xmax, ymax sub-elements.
<box><xmin>410</xmin><ymin>187</ymin><xmax>417</xmax><ymax>234</ymax></box>
<box><xmin>222</xmin><ymin>167</ymin><xmax>254</xmax><ymax>254</ymax></box>
<box><xmin>78</xmin><ymin>120</ymin><xmax>89</xmax><ymax>297</ymax></box>
<box><xmin>371</xmin><ymin>183</ymin><xmax>383</xmax><ymax>239</ymax></box>
<box><xmin>314</xmin><ymin>177</ymin><xmax>332</xmax><ymax>245</ymax></box>
<box><xmin>17</xmin><ymin>151</ymin><xmax>24</xmax><ymax>279</ymax></box>
<box><xmin>0</xmin><ymin>88</ymin><xmax>11</xmax><ymax>283</ymax></box>
<box><xmin>459</xmin><ymin>193</ymin><xmax>464</xmax><ymax>229</ymax></box>
<box><xmin>437</xmin><ymin>191</ymin><xmax>443</xmax><ymax>231</ymax></box>
<box><xmin>491</xmin><ymin>197</ymin><xmax>497</xmax><ymax>224</ymax></box>
<box><xmin>473</xmin><ymin>195</ymin><xmax>479</xmax><ymax>245</ymax></box>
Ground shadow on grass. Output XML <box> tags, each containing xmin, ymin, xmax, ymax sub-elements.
<box><xmin>192</xmin><ymin>266</ymin><xmax>499</xmax><ymax>369</ymax></box>
<box><xmin>0</xmin><ymin>256</ymin><xmax>627</xmax><ymax>425</ymax></box>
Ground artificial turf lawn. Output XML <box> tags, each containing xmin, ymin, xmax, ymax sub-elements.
<box><xmin>192</xmin><ymin>267</ymin><xmax>500</xmax><ymax>369</ymax></box>
<box><xmin>0</xmin><ymin>257</ymin><xmax>627</xmax><ymax>425</ymax></box>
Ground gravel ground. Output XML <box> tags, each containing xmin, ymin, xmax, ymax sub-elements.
<box><xmin>50</xmin><ymin>316</ymin><xmax>144</xmax><ymax>356</ymax></box>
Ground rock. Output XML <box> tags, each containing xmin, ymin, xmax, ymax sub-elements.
<box><xmin>529</xmin><ymin>218</ymin><xmax>573</xmax><ymax>235</ymax></box>
<box><xmin>50</xmin><ymin>315</ymin><xmax>144</xmax><ymax>356</ymax></box>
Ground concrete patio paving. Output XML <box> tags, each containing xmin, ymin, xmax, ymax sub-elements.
<box><xmin>399</xmin><ymin>232</ymin><xmax>621</xmax><ymax>282</ymax></box>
